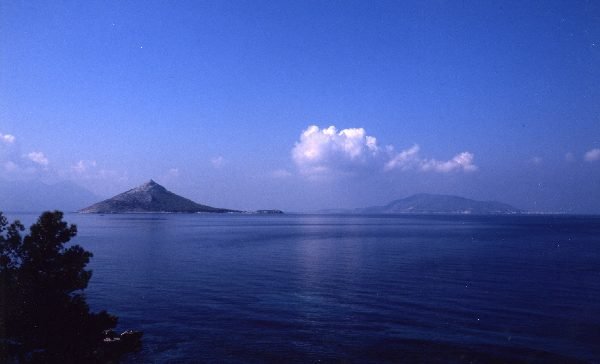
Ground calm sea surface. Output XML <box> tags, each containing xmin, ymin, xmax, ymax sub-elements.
<box><xmin>11</xmin><ymin>213</ymin><xmax>600</xmax><ymax>363</ymax></box>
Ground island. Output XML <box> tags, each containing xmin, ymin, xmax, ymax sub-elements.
<box><xmin>79</xmin><ymin>180</ymin><xmax>239</xmax><ymax>213</ymax></box>
<box><xmin>255</xmin><ymin>209</ymin><xmax>284</xmax><ymax>214</ymax></box>
<box><xmin>319</xmin><ymin>193</ymin><xmax>522</xmax><ymax>215</ymax></box>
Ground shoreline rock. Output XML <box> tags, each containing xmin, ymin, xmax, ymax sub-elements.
<box><xmin>96</xmin><ymin>330</ymin><xmax>143</xmax><ymax>361</ymax></box>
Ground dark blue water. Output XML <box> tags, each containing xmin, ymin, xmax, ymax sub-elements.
<box><xmin>14</xmin><ymin>213</ymin><xmax>600</xmax><ymax>362</ymax></box>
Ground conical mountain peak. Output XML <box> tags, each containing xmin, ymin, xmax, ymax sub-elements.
<box><xmin>79</xmin><ymin>180</ymin><xmax>238</xmax><ymax>214</ymax></box>
<box><xmin>139</xmin><ymin>179</ymin><xmax>163</xmax><ymax>189</ymax></box>
<box><xmin>140</xmin><ymin>179</ymin><xmax>161</xmax><ymax>188</ymax></box>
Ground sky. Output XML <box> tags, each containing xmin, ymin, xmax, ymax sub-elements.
<box><xmin>1</xmin><ymin>0</ymin><xmax>599</xmax><ymax>213</ymax></box>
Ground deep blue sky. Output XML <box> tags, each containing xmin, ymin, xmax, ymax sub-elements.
<box><xmin>1</xmin><ymin>1</ymin><xmax>599</xmax><ymax>212</ymax></box>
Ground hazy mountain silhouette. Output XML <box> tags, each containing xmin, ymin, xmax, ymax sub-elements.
<box><xmin>358</xmin><ymin>194</ymin><xmax>521</xmax><ymax>214</ymax></box>
<box><xmin>79</xmin><ymin>180</ymin><xmax>238</xmax><ymax>213</ymax></box>
<box><xmin>0</xmin><ymin>179</ymin><xmax>99</xmax><ymax>213</ymax></box>
<box><xmin>317</xmin><ymin>194</ymin><xmax>522</xmax><ymax>215</ymax></box>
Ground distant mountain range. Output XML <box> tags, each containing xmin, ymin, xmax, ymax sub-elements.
<box><xmin>319</xmin><ymin>194</ymin><xmax>522</xmax><ymax>215</ymax></box>
<box><xmin>80</xmin><ymin>180</ymin><xmax>238</xmax><ymax>214</ymax></box>
<box><xmin>0</xmin><ymin>178</ymin><xmax>519</xmax><ymax>216</ymax></box>
<box><xmin>0</xmin><ymin>179</ymin><xmax>99</xmax><ymax>213</ymax></box>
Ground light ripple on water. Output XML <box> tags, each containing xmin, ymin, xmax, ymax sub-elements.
<box><xmin>10</xmin><ymin>212</ymin><xmax>597</xmax><ymax>363</ymax></box>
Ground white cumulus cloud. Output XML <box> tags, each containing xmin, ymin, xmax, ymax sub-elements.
<box><xmin>292</xmin><ymin>125</ymin><xmax>380</xmax><ymax>177</ymax></box>
<box><xmin>26</xmin><ymin>151</ymin><xmax>49</xmax><ymax>166</ymax></box>
<box><xmin>292</xmin><ymin>125</ymin><xmax>477</xmax><ymax>177</ymax></box>
<box><xmin>584</xmin><ymin>148</ymin><xmax>600</xmax><ymax>162</ymax></box>
<box><xmin>384</xmin><ymin>145</ymin><xmax>420</xmax><ymax>171</ymax></box>
<box><xmin>420</xmin><ymin>152</ymin><xmax>477</xmax><ymax>172</ymax></box>
<box><xmin>0</xmin><ymin>133</ymin><xmax>15</xmax><ymax>144</ymax></box>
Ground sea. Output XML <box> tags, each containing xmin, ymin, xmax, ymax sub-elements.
<box><xmin>9</xmin><ymin>213</ymin><xmax>600</xmax><ymax>363</ymax></box>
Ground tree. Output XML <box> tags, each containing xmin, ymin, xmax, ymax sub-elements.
<box><xmin>0</xmin><ymin>211</ymin><xmax>117</xmax><ymax>363</ymax></box>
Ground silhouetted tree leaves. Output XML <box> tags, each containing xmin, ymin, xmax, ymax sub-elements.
<box><xmin>0</xmin><ymin>211</ymin><xmax>118</xmax><ymax>363</ymax></box>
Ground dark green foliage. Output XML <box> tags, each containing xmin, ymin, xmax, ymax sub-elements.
<box><xmin>0</xmin><ymin>211</ymin><xmax>117</xmax><ymax>363</ymax></box>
